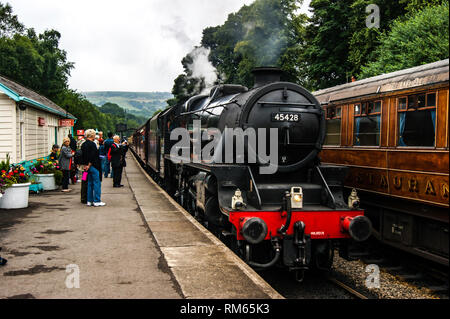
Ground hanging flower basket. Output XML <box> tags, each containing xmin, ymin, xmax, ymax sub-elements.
<box><xmin>0</xmin><ymin>182</ymin><xmax>31</xmax><ymax>209</ymax></box>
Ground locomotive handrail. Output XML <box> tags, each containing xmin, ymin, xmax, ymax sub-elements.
<box><xmin>178</xmin><ymin>101</ymin><xmax>235</xmax><ymax>117</ymax></box>
<box><xmin>315</xmin><ymin>166</ymin><xmax>337</xmax><ymax>209</ymax></box>
<box><xmin>257</xmin><ymin>101</ymin><xmax>316</xmax><ymax>107</ymax></box>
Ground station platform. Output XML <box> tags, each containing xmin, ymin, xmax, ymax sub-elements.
<box><xmin>0</xmin><ymin>154</ymin><xmax>282</xmax><ymax>299</ymax></box>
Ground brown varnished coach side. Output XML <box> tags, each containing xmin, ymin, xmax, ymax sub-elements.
<box><xmin>318</xmin><ymin>71</ymin><xmax>449</xmax><ymax>208</ymax></box>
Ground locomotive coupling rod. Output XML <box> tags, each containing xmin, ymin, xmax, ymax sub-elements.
<box><xmin>278</xmin><ymin>192</ymin><xmax>292</xmax><ymax>235</ymax></box>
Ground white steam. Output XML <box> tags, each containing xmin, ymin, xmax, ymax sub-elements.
<box><xmin>186</xmin><ymin>47</ymin><xmax>219</xmax><ymax>94</ymax></box>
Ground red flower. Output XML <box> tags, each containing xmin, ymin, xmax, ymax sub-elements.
<box><xmin>19</xmin><ymin>173</ymin><xmax>25</xmax><ymax>177</ymax></box>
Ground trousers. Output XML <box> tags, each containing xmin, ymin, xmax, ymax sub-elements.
<box><xmin>112</xmin><ymin>165</ymin><xmax>123</xmax><ymax>186</ymax></box>
<box><xmin>87</xmin><ymin>166</ymin><xmax>102</xmax><ymax>203</ymax></box>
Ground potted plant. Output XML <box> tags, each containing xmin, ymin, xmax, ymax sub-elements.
<box><xmin>31</xmin><ymin>159</ymin><xmax>59</xmax><ymax>191</ymax></box>
<box><xmin>0</xmin><ymin>164</ymin><xmax>31</xmax><ymax>209</ymax></box>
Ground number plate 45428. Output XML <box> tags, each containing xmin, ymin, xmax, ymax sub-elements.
<box><xmin>271</xmin><ymin>112</ymin><xmax>300</xmax><ymax>122</ymax></box>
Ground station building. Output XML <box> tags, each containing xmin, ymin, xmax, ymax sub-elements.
<box><xmin>0</xmin><ymin>75</ymin><xmax>76</xmax><ymax>163</ymax></box>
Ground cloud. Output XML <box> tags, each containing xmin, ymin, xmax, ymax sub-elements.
<box><xmin>9</xmin><ymin>0</ymin><xmax>255</xmax><ymax>92</ymax></box>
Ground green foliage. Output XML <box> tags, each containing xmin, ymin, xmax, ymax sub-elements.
<box><xmin>359</xmin><ymin>2</ymin><xmax>449</xmax><ymax>78</ymax></box>
<box><xmin>170</xmin><ymin>0</ymin><xmax>304</xmax><ymax>103</ymax></box>
<box><xmin>54</xmin><ymin>170</ymin><xmax>63</xmax><ymax>186</ymax></box>
<box><xmin>347</xmin><ymin>0</ymin><xmax>408</xmax><ymax>77</ymax></box>
<box><xmin>0</xmin><ymin>2</ymin><xmax>24</xmax><ymax>37</ymax></box>
<box><xmin>0</xmin><ymin>2</ymin><xmax>145</xmax><ymax>134</ymax></box>
<box><xmin>83</xmin><ymin>91</ymin><xmax>172</xmax><ymax>118</ymax></box>
<box><xmin>0</xmin><ymin>153</ymin><xmax>10</xmax><ymax>171</ymax></box>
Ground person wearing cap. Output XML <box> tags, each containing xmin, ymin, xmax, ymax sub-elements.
<box><xmin>49</xmin><ymin>144</ymin><xmax>60</xmax><ymax>163</ymax></box>
<box><xmin>59</xmin><ymin>137</ymin><xmax>73</xmax><ymax>192</ymax></box>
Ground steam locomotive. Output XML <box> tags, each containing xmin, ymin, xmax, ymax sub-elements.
<box><xmin>131</xmin><ymin>68</ymin><xmax>372</xmax><ymax>280</ymax></box>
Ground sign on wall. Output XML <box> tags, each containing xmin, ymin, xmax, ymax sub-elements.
<box><xmin>59</xmin><ymin>119</ymin><xmax>74</xmax><ymax>127</ymax></box>
<box><xmin>38</xmin><ymin>117</ymin><xmax>45</xmax><ymax>126</ymax></box>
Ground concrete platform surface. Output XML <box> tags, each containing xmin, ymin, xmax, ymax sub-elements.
<box><xmin>0</xmin><ymin>154</ymin><xmax>282</xmax><ymax>299</ymax></box>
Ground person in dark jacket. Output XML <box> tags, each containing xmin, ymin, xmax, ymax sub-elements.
<box><xmin>68</xmin><ymin>133</ymin><xmax>77</xmax><ymax>152</ymax></box>
<box><xmin>110</xmin><ymin>135</ymin><xmax>124</xmax><ymax>187</ymax></box>
<box><xmin>103</xmin><ymin>132</ymin><xmax>114</xmax><ymax>178</ymax></box>
<box><xmin>59</xmin><ymin>137</ymin><xmax>73</xmax><ymax>192</ymax></box>
<box><xmin>49</xmin><ymin>144</ymin><xmax>60</xmax><ymax>162</ymax></box>
<box><xmin>81</xmin><ymin>129</ymin><xmax>105</xmax><ymax>207</ymax></box>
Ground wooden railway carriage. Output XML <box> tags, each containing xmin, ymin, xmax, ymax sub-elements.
<box><xmin>314</xmin><ymin>59</ymin><xmax>449</xmax><ymax>265</ymax></box>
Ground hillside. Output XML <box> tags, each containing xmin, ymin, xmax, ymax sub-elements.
<box><xmin>83</xmin><ymin>91</ymin><xmax>173</xmax><ymax>118</ymax></box>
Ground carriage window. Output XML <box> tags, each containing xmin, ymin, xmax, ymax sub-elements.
<box><xmin>354</xmin><ymin>101</ymin><xmax>381</xmax><ymax>146</ymax></box>
<box><xmin>398</xmin><ymin>97</ymin><xmax>407</xmax><ymax>110</ymax></box>
<box><xmin>398</xmin><ymin>92</ymin><xmax>436</xmax><ymax>147</ymax></box>
<box><xmin>324</xmin><ymin>106</ymin><xmax>341</xmax><ymax>146</ymax></box>
<box><xmin>427</xmin><ymin>93</ymin><xmax>436</xmax><ymax>107</ymax></box>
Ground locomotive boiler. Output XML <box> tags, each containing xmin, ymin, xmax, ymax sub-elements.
<box><xmin>132</xmin><ymin>68</ymin><xmax>372</xmax><ymax>279</ymax></box>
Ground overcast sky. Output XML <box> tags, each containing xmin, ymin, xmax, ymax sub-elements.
<box><xmin>9</xmin><ymin>0</ymin><xmax>311</xmax><ymax>93</ymax></box>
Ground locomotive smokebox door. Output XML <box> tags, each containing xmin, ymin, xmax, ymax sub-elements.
<box><xmin>290</xmin><ymin>187</ymin><xmax>303</xmax><ymax>209</ymax></box>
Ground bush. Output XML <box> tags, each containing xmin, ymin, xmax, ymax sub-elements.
<box><xmin>54</xmin><ymin>170</ymin><xmax>63</xmax><ymax>186</ymax></box>
<box><xmin>359</xmin><ymin>2</ymin><xmax>449</xmax><ymax>78</ymax></box>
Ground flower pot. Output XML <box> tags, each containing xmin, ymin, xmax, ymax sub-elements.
<box><xmin>35</xmin><ymin>173</ymin><xmax>57</xmax><ymax>191</ymax></box>
<box><xmin>0</xmin><ymin>182</ymin><xmax>31</xmax><ymax>209</ymax></box>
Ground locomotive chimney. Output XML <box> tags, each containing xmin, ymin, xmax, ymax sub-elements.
<box><xmin>252</xmin><ymin>67</ymin><xmax>283</xmax><ymax>88</ymax></box>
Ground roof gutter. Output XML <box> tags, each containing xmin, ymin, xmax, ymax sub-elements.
<box><xmin>0</xmin><ymin>82</ymin><xmax>77</xmax><ymax>120</ymax></box>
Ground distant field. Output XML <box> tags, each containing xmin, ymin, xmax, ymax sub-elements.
<box><xmin>83</xmin><ymin>91</ymin><xmax>173</xmax><ymax>118</ymax></box>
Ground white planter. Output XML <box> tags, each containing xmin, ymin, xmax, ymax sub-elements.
<box><xmin>35</xmin><ymin>173</ymin><xmax>57</xmax><ymax>191</ymax></box>
<box><xmin>0</xmin><ymin>182</ymin><xmax>31</xmax><ymax>209</ymax></box>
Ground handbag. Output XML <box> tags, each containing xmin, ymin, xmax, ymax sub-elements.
<box><xmin>82</xmin><ymin>171</ymin><xmax>88</xmax><ymax>181</ymax></box>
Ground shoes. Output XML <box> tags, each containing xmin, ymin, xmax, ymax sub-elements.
<box><xmin>87</xmin><ymin>202</ymin><xmax>93</xmax><ymax>206</ymax></box>
<box><xmin>113</xmin><ymin>185</ymin><xmax>124</xmax><ymax>188</ymax></box>
<box><xmin>61</xmin><ymin>189</ymin><xmax>72</xmax><ymax>192</ymax></box>
<box><xmin>93</xmin><ymin>202</ymin><xmax>106</xmax><ymax>207</ymax></box>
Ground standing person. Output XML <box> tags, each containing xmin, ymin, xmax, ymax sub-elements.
<box><xmin>59</xmin><ymin>137</ymin><xmax>73</xmax><ymax>192</ymax></box>
<box><xmin>49</xmin><ymin>144</ymin><xmax>60</xmax><ymax>162</ymax></box>
<box><xmin>98</xmin><ymin>138</ymin><xmax>105</xmax><ymax>182</ymax></box>
<box><xmin>68</xmin><ymin>133</ymin><xmax>77</xmax><ymax>184</ymax></box>
<box><xmin>68</xmin><ymin>133</ymin><xmax>77</xmax><ymax>152</ymax></box>
<box><xmin>81</xmin><ymin>129</ymin><xmax>105</xmax><ymax>207</ymax></box>
<box><xmin>109</xmin><ymin>135</ymin><xmax>124</xmax><ymax>188</ymax></box>
<box><xmin>103</xmin><ymin>132</ymin><xmax>114</xmax><ymax>178</ymax></box>
<box><xmin>76</xmin><ymin>132</ymin><xmax>88</xmax><ymax>204</ymax></box>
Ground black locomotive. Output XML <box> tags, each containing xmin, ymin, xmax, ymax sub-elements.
<box><xmin>131</xmin><ymin>68</ymin><xmax>372</xmax><ymax>279</ymax></box>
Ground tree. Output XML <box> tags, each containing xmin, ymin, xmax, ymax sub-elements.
<box><xmin>359</xmin><ymin>2</ymin><xmax>449</xmax><ymax>78</ymax></box>
<box><xmin>0</xmin><ymin>2</ymin><xmax>24</xmax><ymax>37</ymax></box>
<box><xmin>347</xmin><ymin>0</ymin><xmax>408</xmax><ymax>77</ymax></box>
<box><xmin>170</xmin><ymin>0</ymin><xmax>305</xmax><ymax>104</ymax></box>
<box><xmin>301</xmin><ymin>0</ymin><xmax>355</xmax><ymax>90</ymax></box>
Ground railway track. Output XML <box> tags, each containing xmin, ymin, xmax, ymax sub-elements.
<box><xmin>327</xmin><ymin>276</ymin><xmax>369</xmax><ymax>299</ymax></box>
<box><xmin>134</xmin><ymin>151</ymin><xmax>446</xmax><ymax>299</ymax></box>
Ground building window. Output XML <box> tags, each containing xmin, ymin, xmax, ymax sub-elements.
<box><xmin>324</xmin><ymin>106</ymin><xmax>341</xmax><ymax>146</ymax></box>
<box><xmin>398</xmin><ymin>92</ymin><xmax>436</xmax><ymax>147</ymax></box>
<box><xmin>353</xmin><ymin>101</ymin><xmax>381</xmax><ymax>146</ymax></box>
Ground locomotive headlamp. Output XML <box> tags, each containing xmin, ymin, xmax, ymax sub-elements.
<box><xmin>232</xmin><ymin>189</ymin><xmax>244</xmax><ymax>210</ymax></box>
<box><xmin>290</xmin><ymin>187</ymin><xmax>303</xmax><ymax>209</ymax></box>
<box><xmin>348</xmin><ymin>188</ymin><xmax>360</xmax><ymax>209</ymax></box>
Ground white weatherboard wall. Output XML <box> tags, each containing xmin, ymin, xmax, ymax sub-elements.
<box><xmin>0</xmin><ymin>92</ymin><xmax>72</xmax><ymax>163</ymax></box>
<box><xmin>0</xmin><ymin>94</ymin><xmax>16</xmax><ymax>163</ymax></box>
